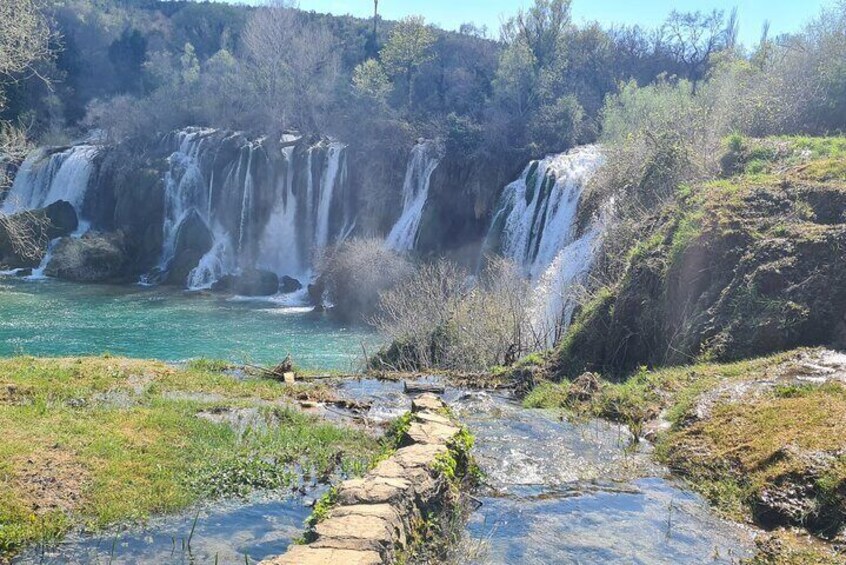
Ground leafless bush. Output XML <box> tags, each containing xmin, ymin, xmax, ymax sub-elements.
<box><xmin>319</xmin><ymin>238</ymin><xmax>414</xmax><ymax>322</ymax></box>
<box><xmin>0</xmin><ymin>208</ymin><xmax>50</xmax><ymax>264</ymax></box>
<box><xmin>372</xmin><ymin>257</ymin><xmax>533</xmax><ymax>372</ymax></box>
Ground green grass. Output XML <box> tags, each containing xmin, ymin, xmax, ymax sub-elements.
<box><xmin>0</xmin><ymin>356</ymin><xmax>379</xmax><ymax>558</ymax></box>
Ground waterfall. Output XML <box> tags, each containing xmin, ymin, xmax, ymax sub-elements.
<box><xmin>385</xmin><ymin>141</ymin><xmax>441</xmax><ymax>252</ymax></box>
<box><xmin>314</xmin><ymin>143</ymin><xmax>345</xmax><ymax>249</ymax></box>
<box><xmin>257</xmin><ymin>141</ymin><xmax>301</xmax><ymax>277</ymax></box>
<box><xmin>256</xmin><ymin>140</ymin><xmax>349</xmax><ymax>281</ymax></box>
<box><xmin>6</xmin><ymin>128</ymin><xmax>355</xmax><ymax>289</ymax></box>
<box><xmin>484</xmin><ymin>145</ymin><xmax>606</xmax><ymax>346</ymax></box>
<box><xmin>158</xmin><ymin>131</ymin><xmax>212</xmax><ymax>270</ymax></box>
<box><xmin>1</xmin><ymin>145</ymin><xmax>99</xmax><ymax>220</ymax></box>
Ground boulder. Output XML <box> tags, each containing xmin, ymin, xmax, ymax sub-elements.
<box><xmin>45</xmin><ymin>232</ymin><xmax>129</xmax><ymax>283</ymax></box>
<box><xmin>209</xmin><ymin>270</ymin><xmax>280</xmax><ymax>296</ymax></box>
<box><xmin>280</xmin><ymin>275</ymin><xmax>302</xmax><ymax>293</ymax></box>
<box><xmin>308</xmin><ymin>277</ymin><xmax>325</xmax><ymax>308</ymax></box>
<box><xmin>0</xmin><ymin>200</ymin><xmax>78</xmax><ymax>268</ymax></box>
<box><xmin>210</xmin><ymin>274</ymin><xmax>236</xmax><ymax>293</ymax></box>
<box><xmin>43</xmin><ymin>200</ymin><xmax>79</xmax><ymax>238</ymax></box>
<box><xmin>234</xmin><ymin>269</ymin><xmax>279</xmax><ymax>296</ymax></box>
<box><xmin>165</xmin><ymin>210</ymin><xmax>212</xmax><ymax>286</ymax></box>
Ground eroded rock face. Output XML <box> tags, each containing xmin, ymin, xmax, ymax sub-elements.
<box><xmin>663</xmin><ymin>350</ymin><xmax>846</xmax><ymax>542</ymax></box>
<box><xmin>261</xmin><ymin>394</ymin><xmax>468</xmax><ymax>565</ymax></box>
<box><xmin>45</xmin><ymin>232</ymin><xmax>129</xmax><ymax>283</ymax></box>
<box><xmin>556</xmin><ymin>170</ymin><xmax>846</xmax><ymax>378</ymax></box>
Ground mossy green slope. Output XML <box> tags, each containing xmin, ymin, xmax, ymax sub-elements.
<box><xmin>556</xmin><ymin>136</ymin><xmax>846</xmax><ymax>379</ymax></box>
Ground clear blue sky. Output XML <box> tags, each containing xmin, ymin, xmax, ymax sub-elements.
<box><xmin>239</xmin><ymin>0</ymin><xmax>833</xmax><ymax>46</ymax></box>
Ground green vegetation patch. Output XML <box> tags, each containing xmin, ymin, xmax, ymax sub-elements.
<box><xmin>0</xmin><ymin>356</ymin><xmax>379</xmax><ymax>558</ymax></box>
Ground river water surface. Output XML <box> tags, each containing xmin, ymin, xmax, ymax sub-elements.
<box><xmin>0</xmin><ymin>277</ymin><xmax>373</xmax><ymax>370</ymax></box>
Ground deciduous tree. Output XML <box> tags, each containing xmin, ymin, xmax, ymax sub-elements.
<box><xmin>380</xmin><ymin>16</ymin><xmax>436</xmax><ymax>108</ymax></box>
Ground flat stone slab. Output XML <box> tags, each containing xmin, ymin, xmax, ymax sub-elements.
<box><xmin>263</xmin><ymin>546</ymin><xmax>381</xmax><ymax>565</ymax></box>
<box><xmin>406</xmin><ymin>420</ymin><xmax>460</xmax><ymax>445</ymax></box>
<box><xmin>411</xmin><ymin>393</ymin><xmax>444</xmax><ymax>413</ymax></box>
<box><xmin>336</xmin><ymin>475</ymin><xmax>413</xmax><ymax>505</ymax></box>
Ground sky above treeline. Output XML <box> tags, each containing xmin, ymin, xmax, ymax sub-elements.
<box><xmin>233</xmin><ymin>0</ymin><xmax>831</xmax><ymax>46</ymax></box>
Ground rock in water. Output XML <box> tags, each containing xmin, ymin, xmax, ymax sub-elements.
<box><xmin>280</xmin><ymin>275</ymin><xmax>302</xmax><ymax>293</ymax></box>
<box><xmin>307</xmin><ymin>277</ymin><xmax>325</xmax><ymax>308</ymax></box>
<box><xmin>43</xmin><ymin>200</ymin><xmax>79</xmax><ymax>238</ymax></box>
<box><xmin>165</xmin><ymin>209</ymin><xmax>213</xmax><ymax>286</ymax></box>
<box><xmin>234</xmin><ymin>269</ymin><xmax>279</xmax><ymax>296</ymax></box>
<box><xmin>0</xmin><ymin>200</ymin><xmax>78</xmax><ymax>268</ymax></box>
<box><xmin>45</xmin><ymin>232</ymin><xmax>129</xmax><ymax>282</ymax></box>
<box><xmin>210</xmin><ymin>274</ymin><xmax>236</xmax><ymax>293</ymax></box>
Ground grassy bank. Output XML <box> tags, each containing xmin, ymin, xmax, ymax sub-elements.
<box><xmin>0</xmin><ymin>356</ymin><xmax>380</xmax><ymax>558</ymax></box>
<box><xmin>524</xmin><ymin>348</ymin><xmax>846</xmax><ymax>562</ymax></box>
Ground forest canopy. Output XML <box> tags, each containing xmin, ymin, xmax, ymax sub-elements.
<box><xmin>1</xmin><ymin>0</ymin><xmax>840</xmax><ymax>159</ymax></box>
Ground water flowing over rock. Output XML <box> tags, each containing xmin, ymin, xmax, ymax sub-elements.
<box><xmin>156</xmin><ymin>128</ymin><xmax>353</xmax><ymax>288</ymax></box>
<box><xmin>384</xmin><ymin>141</ymin><xmax>442</xmax><ymax>252</ymax></box>
<box><xmin>482</xmin><ymin>145</ymin><xmax>607</xmax><ymax>345</ymax></box>
<box><xmin>4</xmin><ymin>128</ymin><xmax>362</xmax><ymax>289</ymax></box>
<box><xmin>1</xmin><ymin>145</ymin><xmax>100</xmax><ymax>224</ymax></box>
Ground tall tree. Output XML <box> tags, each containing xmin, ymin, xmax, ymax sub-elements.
<box><xmin>242</xmin><ymin>0</ymin><xmax>340</xmax><ymax>132</ymax></box>
<box><xmin>0</xmin><ymin>0</ymin><xmax>52</xmax><ymax>110</ymax></box>
<box><xmin>0</xmin><ymin>0</ymin><xmax>53</xmax><ymax>260</ymax></box>
<box><xmin>663</xmin><ymin>10</ymin><xmax>728</xmax><ymax>90</ymax></box>
<box><xmin>501</xmin><ymin>0</ymin><xmax>572</xmax><ymax>71</ymax></box>
<box><xmin>380</xmin><ymin>16</ymin><xmax>436</xmax><ymax>109</ymax></box>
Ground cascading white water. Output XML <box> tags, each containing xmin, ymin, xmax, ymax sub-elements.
<box><xmin>257</xmin><ymin>141</ymin><xmax>302</xmax><ymax>277</ymax></box>
<box><xmin>484</xmin><ymin>145</ymin><xmax>606</xmax><ymax>346</ymax></box>
<box><xmin>314</xmin><ymin>143</ymin><xmax>345</xmax><ymax>250</ymax></box>
<box><xmin>1</xmin><ymin>145</ymin><xmax>99</xmax><ymax>218</ymax></box>
<box><xmin>187</xmin><ymin>231</ymin><xmax>231</xmax><ymax>289</ymax></box>
<box><xmin>2</xmin><ymin>144</ymin><xmax>100</xmax><ymax>279</ymax></box>
<box><xmin>158</xmin><ymin>128</ymin><xmax>215</xmax><ymax>270</ymax></box>
<box><xmin>385</xmin><ymin>141</ymin><xmax>441</xmax><ymax>252</ymax></box>
<box><xmin>5</xmin><ymin>128</ymin><xmax>358</xmax><ymax>290</ymax></box>
<box><xmin>255</xmin><ymin>140</ymin><xmax>349</xmax><ymax>282</ymax></box>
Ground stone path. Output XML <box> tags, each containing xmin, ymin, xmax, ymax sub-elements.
<box><xmin>261</xmin><ymin>393</ymin><xmax>463</xmax><ymax>565</ymax></box>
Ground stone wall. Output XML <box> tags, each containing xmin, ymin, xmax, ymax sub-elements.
<box><xmin>261</xmin><ymin>393</ymin><xmax>467</xmax><ymax>565</ymax></box>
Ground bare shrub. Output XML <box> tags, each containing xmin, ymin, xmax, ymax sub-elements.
<box><xmin>0</xmin><ymin>210</ymin><xmax>50</xmax><ymax>263</ymax></box>
<box><xmin>319</xmin><ymin>238</ymin><xmax>414</xmax><ymax>323</ymax></box>
<box><xmin>372</xmin><ymin>257</ymin><xmax>533</xmax><ymax>372</ymax></box>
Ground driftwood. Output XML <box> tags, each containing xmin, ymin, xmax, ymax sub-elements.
<box><xmin>403</xmin><ymin>381</ymin><xmax>445</xmax><ymax>394</ymax></box>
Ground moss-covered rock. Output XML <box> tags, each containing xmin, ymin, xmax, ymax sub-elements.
<box><xmin>555</xmin><ymin>137</ymin><xmax>846</xmax><ymax>379</ymax></box>
<box><xmin>45</xmin><ymin>231</ymin><xmax>130</xmax><ymax>283</ymax></box>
